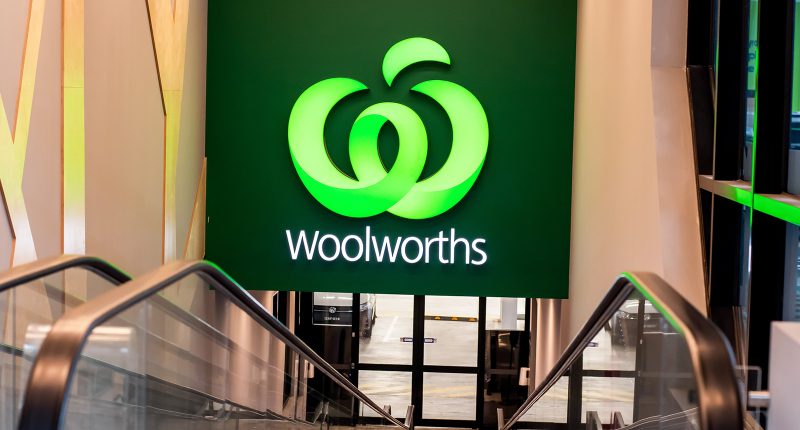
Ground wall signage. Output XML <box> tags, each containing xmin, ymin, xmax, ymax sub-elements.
<box><xmin>206</xmin><ymin>0</ymin><xmax>578</xmax><ymax>297</ymax></box>
<box><xmin>288</xmin><ymin>37</ymin><xmax>488</xmax><ymax>220</ymax></box>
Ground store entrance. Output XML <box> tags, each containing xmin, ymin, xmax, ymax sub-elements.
<box><xmin>296</xmin><ymin>293</ymin><xmax>531</xmax><ymax>428</ymax></box>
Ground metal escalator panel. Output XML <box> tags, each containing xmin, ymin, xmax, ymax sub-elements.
<box><xmin>17</xmin><ymin>261</ymin><xmax>411</xmax><ymax>430</ymax></box>
<box><xmin>0</xmin><ymin>255</ymin><xmax>130</xmax><ymax>430</ymax></box>
<box><xmin>501</xmin><ymin>273</ymin><xmax>742</xmax><ymax>430</ymax></box>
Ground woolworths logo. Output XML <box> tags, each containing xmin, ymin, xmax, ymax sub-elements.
<box><xmin>285</xmin><ymin>38</ymin><xmax>489</xmax><ymax>266</ymax></box>
<box><xmin>287</xmin><ymin>37</ymin><xmax>489</xmax><ymax>219</ymax></box>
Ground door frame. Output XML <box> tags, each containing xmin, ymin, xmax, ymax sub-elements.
<box><xmin>352</xmin><ymin>294</ymin><xmax>484</xmax><ymax>428</ymax></box>
<box><xmin>298</xmin><ymin>292</ymin><xmax>531</xmax><ymax>429</ymax></box>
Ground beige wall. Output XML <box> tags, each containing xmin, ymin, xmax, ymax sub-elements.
<box><xmin>84</xmin><ymin>0</ymin><xmax>165</xmax><ymax>276</ymax></box>
<box><xmin>564</xmin><ymin>0</ymin><xmax>706</xmax><ymax>344</ymax></box>
<box><xmin>650</xmin><ymin>0</ymin><xmax>706</xmax><ymax>312</ymax></box>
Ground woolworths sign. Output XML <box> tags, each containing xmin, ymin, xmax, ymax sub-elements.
<box><xmin>287</xmin><ymin>228</ymin><xmax>487</xmax><ymax>266</ymax></box>
<box><xmin>206</xmin><ymin>0</ymin><xmax>577</xmax><ymax>297</ymax></box>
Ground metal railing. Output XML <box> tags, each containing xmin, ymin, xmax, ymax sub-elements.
<box><xmin>17</xmin><ymin>260</ymin><xmax>409</xmax><ymax>430</ymax></box>
<box><xmin>0</xmin><ymin>254</ymin><xmax>130</xmax><ymax>293</ymax></box>
<box><xmin>6</xmin><ymin>260</ymin><xmax>742</xmax><ymax>430</ymax></box>
<box><xmin>500</xmin><ymin>272</ymin><xmax>743</xmax><ymax>430</ymax></box>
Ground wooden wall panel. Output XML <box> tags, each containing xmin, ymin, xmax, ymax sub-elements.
<box><xmin>177</xmin><ymin>0</ymin><xmax>207</xmax><ymax>260</ymax></box>
<box><xmin>24</xmin><ymin>0</ymin><xmax>62</xmax><ymax>264</ymax></box>
<box><xmin>63</xmin><ymin>0</ymin><xmax>86</xmax><ymax>260</ymax></box>
<box><xmin>147</xmin><ymin>0</ymin><xmax>189</xmax><ymax>263</ymax></box>
<box><xmin>0</xmin><ymin>0</ymin><xmax>29</xmax><ymax>136</ymax></box>
<box><xmin>0</xmin><ymin>0</ymin><xmax>46</xmax><ymax>268</ymax></box>
<box><xmin>0</xmin><ymin>0</ymin><xmax>208</xmax><ymax>277</ymax></box>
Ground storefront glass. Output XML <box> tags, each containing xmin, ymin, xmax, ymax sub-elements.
<box><xmin>359</xmin><ymin>294</ymin><xmax>414</xmax><ymax>365</ymax></box>
<box><xmin>424</xmin><ymin>296</ymin><xmax>479</xmax><ymax>367</ymax></box>
<box><xmin>742</xmin><ymin>0</ymin><xmax>759</xmax><ymax>181</ymax></box>
<box><xmin>783</xmin><ymin>224</ymin><xmax>800</xmax><ymax>321</ymax></box>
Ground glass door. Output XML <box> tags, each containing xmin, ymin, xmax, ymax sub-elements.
<box><xmin>357</xmin><ymin>293</ymin><xmax>414</xmax><ymax>419</ymax></box>
<box><xmin>484</xmin><ymin>298</ymin><xmax>530</xmax><ymax>428</ymax></box>
<box><xmin>298</xmin><ymin>292</ymin><xmax>531</xmax><ymax>428</ymax></box>
<box><xmin>297</xmin><ymin>291</ymin><xmax>357</xmax><ymax>423</ymax></box>
<box><xmin>421</xmin><ymin>296</ymin><xmax>480</xmax><ymax>423</ymax></box>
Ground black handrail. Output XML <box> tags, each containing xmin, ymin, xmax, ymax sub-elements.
<box><xmin>17</xmin><ymin>260</ymin><xmax>409</xmax><ymax>430</ymax></box>
<box><xmin>0</xmin><ymin>257</ymin><xmax>290</xmax><ymax>419</ymax></box>
<box><xmin>0</xmin><ymin>254</ymin><xmax>130</xmax><ymax>292</ymax></box>
<box><xmin>501</xmin><ymin>272</ymin><xmax>742</xmax><ymax>430</ymax></box>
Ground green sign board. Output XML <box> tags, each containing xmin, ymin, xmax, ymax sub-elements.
<box><xmin>206</xmin><ymin>0</ymin><xmax>577</xmax><ymax>297</ymax></box>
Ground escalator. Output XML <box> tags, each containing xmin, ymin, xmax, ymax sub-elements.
<box><xmin>14</xmin><ymin>260</ymin><xmax>410</xmax><ymax>430</ymax></box>
<box><xmin>0</xmin><ymin>258</ymin><xmax>744</xmax><ymax>429</ymax></box>
<box><xmin>0</xmin><ymin>256</ymin><xmax>131</xmax><ymax>429</ymax></box>
<box><xmin>498</xmin><ymin>273</ymin><xmax>743</xmax><ymax>430</ymax></box>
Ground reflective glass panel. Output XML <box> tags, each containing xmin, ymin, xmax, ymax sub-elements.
<box><xmin>742</xmin><ymin>0</ymin><xmax>759</xmax><ymax>181</ymax></box>
<box><xmin>422</xmin><ymin>372</ymin><xmax>476</xmax><ymax>420</ymax></box>
<box><xmin>784</xmin><ymin>224</ymin><xmax>800</xmax><ymax>321</ymax></box>
<box><xmin>581</xmin><ymin>377</ymin><xmax>635</xmax><ymax>424</ymax></box>
<box><xmin>424</xmin><ymin>296</ymin><xmax>478</xmax><ymax>366</ymax></box>
<box><xmin>789</xmin><ymin>0</ymin><xmax>800</xmax><ymax>193</ymax></box>
<box><xmin>485</xmin><ymin>297</ymin><xmax>525</xmax><ymax>331</ymax></box>
<box><xmin>739</xmin><ymin>206</ymin><xmax>753</xmax><ymax>349</ymax></box>
<box><xmin>583</xmin><ymin>304</ymin><xmax>638</xmax><ymax>371</ymax></box>
<box><xmin>358</xmin><ymin>370</ymin><xmax>411</xmax><ymax>418</ymax></box>
<box><xmin>59</xmin><ymin>275</ymin><xmax>404</xmax><ymax>430</ymax></box>
<box><xmin>1</xmin><ymin>268</ymin><xmax>119</xmax><ymax>429</ymax></box>
<box><xmin>359</xmin><ymin>294</ymin><xmax>413</xmax><ymax>365</ymax></box>
<box><xmin>520</xmin><ymin>376</ymin><xmax>568</xmax><ymax>423</ymax></box>
<box><xmin>514</xmin><ymin>289</ymin><xmax>700</xmax><ymax>430</ymax></box>
<box><xmin>310</xmin><ymin>291</ymin><xmax>354</xmax><ymax>371</ymax></box>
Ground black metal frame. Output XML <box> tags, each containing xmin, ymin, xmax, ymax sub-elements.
<box><xmin>714</xmin><ymin>0</ymin><xmax>750</xmax><ymax>180</ymax></box>
<box><xmin>687</xmin><ymin>0</ymin><xmax>716</xmax><ymax>176</ymax></box>
<box><xmin>707</xmin><ymin>197</ymin><xmax>748</xmax><ymax>350</ymax></box>
<box><xmin>301</xmin><ymin>291</ymin><xmax>528</xmax><ymax>429</ymax></box>
<box><xmin>0</xmin><ymin>254</ymin><xmax>131</xmax><ymax>292</ymax></box>
<box><xmin>9</xmin><ymin>260</ymin><xmax>742</xmax><ymax>430</ymax></box>
<box><xmin>690</xmin><ymin>0</ymin><xmax>799</xmax><ymax>390</ymax></box>
<box><xmin>746</xmin><ymin>0</ymin><xmax>796</xmax><ymax>387</ymax></box>
<box><xmin>353</xmin><ymin>294</ymin><xmax>508</xmax><ymax>429</ymax></box>
<box><xmin>752</xmin><ymin>0</ymin><xmax>793</xmax><ymax>194</ymax></box>
<box><xmin>501</xmin><ymin>273</ymin><xmax>743</xmax><ymax>430</ymax></box>
<box><xmin>410</xmin><ymin>295</ymin><xmax>486</xmax><ymax>427</ymax></box>
<box><xmin>17</xmin><ymin>260</ymin><xmax>409</xmax><ymax>430</ymax></box>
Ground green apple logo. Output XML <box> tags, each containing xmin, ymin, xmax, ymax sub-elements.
<box><xmin>288</xmin><ymin>37</ymin><xmax>489</xmax><ymax>219</ymax></box>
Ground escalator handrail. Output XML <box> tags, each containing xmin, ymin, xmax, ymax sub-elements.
<box><xmin>501</xmin><ymin>272</ymin><xmax>742</xmax><ymax>430</ymax></box>
<box><xmin>0</xmin><ymin>254</ymin><xmax>131</xmax><ymax>292</ymax></box>
<box><xmin>17</xmin><ymin>259</ymin><xmax>409</xmax><ymax>430</ymax></box>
